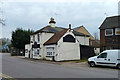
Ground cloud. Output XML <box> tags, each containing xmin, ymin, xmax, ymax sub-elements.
<box><xmin>2</xmin><ymin>0</ymin><xmax>119</xmax><ymax>3</ymax></box>
<box><xmin>2</xmin><ymin>1</ymin><xmax>119</xmax><ymax>39</ymax></box>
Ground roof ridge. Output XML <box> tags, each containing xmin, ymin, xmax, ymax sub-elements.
<box><xmin>99</xmin><ymin>15</ymin><xmax>120</xmax><ymax>29</ymax></box>
<box><xmin>106</xmin><ymin>15</ymin><xmax>120</xmax><ymax>19</ymax></box>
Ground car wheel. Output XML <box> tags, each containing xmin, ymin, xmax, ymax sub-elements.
<box><xmin>117</xmin><ymin>64</ymin><xmax>120</xmax><ymax>69</ymax></box>
<box><xmin>90</xmin><ymin>62</ymin><xmax>96</xmax><ymax>67</ymax></box>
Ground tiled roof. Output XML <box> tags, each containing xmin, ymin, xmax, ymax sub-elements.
<box><xmin>31</xmin><ymin>26</ymin><xmax>66</xmax><ymax>35</ymax></box>
<box><xmin>73</xmin><ymin>30</ymin><xmax>89</xmax><ymax>37</ymax></box>
<box><xmin>73</xmin><ymin>26</ymin><xmax>93</xmax><ymax>39</ymax></box>
<box><xmin>99</xmin><ymin>15</ymin><xmax>120</xmax><ymax>29</ymax></box>
<box><xmin>31</xmin><ymin>26</ymin><xmax>89</xmax><ymax>37</ymax></box>
<box><xmin>44</xmin><ymin>29</ymin><xmax>68</xmax><ymax>45</ymax></box>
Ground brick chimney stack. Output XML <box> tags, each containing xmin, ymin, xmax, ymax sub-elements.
<box><xmin>69</xmin><ymin>24</ymin><xmax>71</xmax><ymax>30</ymax></box>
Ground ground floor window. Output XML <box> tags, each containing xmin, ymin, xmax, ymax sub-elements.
<box><xmin>46</xmin><ymin>47</ymin><xmax>55</xmax><ymax>57</ymax></box>
<box><xmin>33</xmin><ymin>48</ymin><xmax>42</xmax><ymax>56</ymax></box>
<box><xmin>34</xmin><ymin>48</ymin><xmax>39</xmax><ymax>56</ymax></box>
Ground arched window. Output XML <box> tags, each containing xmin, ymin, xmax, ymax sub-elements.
<box><xmin>63</xmin><ymin>35</ymin><xmax>75</xmax><ymax>42</ymax></box>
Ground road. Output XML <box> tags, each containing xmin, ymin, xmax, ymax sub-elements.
<box><xmin>1</xmin><ymin>53</ymin><xmax>119</xmax><ymax>78</ymax></box>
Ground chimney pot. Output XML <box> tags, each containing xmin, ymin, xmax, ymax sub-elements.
<box><xmin>49</xmin><ymin>17</ymin><xmax>56</xmax><ymax>27</ymax></box>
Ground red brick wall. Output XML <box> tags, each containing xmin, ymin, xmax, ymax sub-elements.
<box><xmin>100</xmin><ymin>29</ymin><xmax>105</xmax><ymax>47</ymax></box>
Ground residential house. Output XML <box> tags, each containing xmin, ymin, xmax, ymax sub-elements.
<box><xmin>99</xmin><ymin>15</ymin><xmax>120</xmax><ymax>51</ymax></box>
<box><xmin>25</xmin><ymin>18</ymin><xmax>90</xmax><ymax>61</ymax></box>
<box><xmin>73</xmin><ymin>26</ymin><xmax>94</xmax><ymax>40</ymax></box>
<box><xmin>74</xmin><ymin>26</ymin><xmax>100</xmax><ymax>55</ymax></box>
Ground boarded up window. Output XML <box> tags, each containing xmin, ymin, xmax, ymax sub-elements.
<box><xmin>63</xmin><ymin>35</ymin><xmax>75</xmax><ymax>42</ymax></box>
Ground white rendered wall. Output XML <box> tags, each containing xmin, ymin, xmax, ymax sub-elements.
<box><xmin>94</xmin><ymin>48</ymin><xmax>100</xmax><ymax>55</ymax></box>
<box><xmin>25</xmin><ymin>44</ymin><xmax>32</xmax><ymax>58</ymax></box>
<box><xmin>76</xmin><ymin>36</ymin><xmax>89</xmax><ymax>46</ymax></box>
<box><xmin>30</xmin><ymin>32</ymin><xmax>54</xmax><ymax>59</ymax></box>
<box><xmin>41</xmin><ymin>33</ymin><xmax>54</xmax><ymax>58</ymax></box>
<box><xmin>41</xmin><ymin>33</ymin><xmax>54</xmax><ymax>44</ymax></box>
<box><xmin>56</xmin><ymin>43</ymin><xmax>80</xmax><ymax>61</ymax></box>
<box><xmin>56</xmin><ymin>30</ymin><xmax>80</xmax><ymax>61</ymax></box>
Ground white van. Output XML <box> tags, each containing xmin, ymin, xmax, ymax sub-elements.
<box><xmin>88</xmin><ymin>50</ymin><xmax>120</xmax><ymax>69</ymax></box>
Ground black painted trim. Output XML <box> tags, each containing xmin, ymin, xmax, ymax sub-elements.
<box><xmin>97</xmin><ymin>62</ymin><xmax>116</xmax><ymax>65</ymax></box>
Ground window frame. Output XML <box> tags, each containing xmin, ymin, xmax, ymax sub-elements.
<box><xmin>46</xmin><ymin>47</ymin><xmax>55</xmax><ymax>57</ymax></box>
<box><xmin>105</xmin><ymin>29</ymin><xmax>113</xmax><ymax>36</ymax></box>
<box><xmin>97</xmin><ymin>53</ymin><xmax>107</xmax><ymax>58</ymax></box>
<box><xmin>115</xmin><ymin>28</ymin><xmax>120</xmax><ymax>35</ymax></box>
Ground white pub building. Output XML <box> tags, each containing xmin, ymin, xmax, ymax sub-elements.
<box><xmin>25</xmin><ymin>18</ymin><xmax>89</xmax><ymax>61</ymax></box>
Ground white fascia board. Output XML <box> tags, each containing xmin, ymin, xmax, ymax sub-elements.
<box><xmin>45</xmin><ymin>45</ymin><xmax>56</xmax><ymax>47</ymax></box>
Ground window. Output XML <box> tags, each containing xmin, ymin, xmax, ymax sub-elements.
<box><xmin>105</xmin><ymin>29</ymin><xmax>113</xmax><ymax>36</ymax></box>
<box><xmin>34</xmin><ymin>48</ymin><xmax>39</xmax><ymax>56</ymax></box>
<box><xmin>33</xmin><ymin>35</ymin><xmax>35</xmax><ymax>41</ymax></box>
<box><xmin>46</xmin><ymin>47</ymin><xmax>55</xmax><ymax>57</ymax></box>
<box><xmin>38</xmin><ymin>34</ymin><xmax>40</xmax><ymax>42</ymax></box>
<box><xmin>98</xmin><ymin>53</ymin><xmax>107</xmax><ymax>58</ymax></box>
<box><xmin>63</xmin><ymin>35</ymin><xmax>75</xmax><ymax>42</ymax></box>
<box><xmin>115</xmin><ymin>28</ymin><xmax>120</xmax><ymax>35</ymax></box>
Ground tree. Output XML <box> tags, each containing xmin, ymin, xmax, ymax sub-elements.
<box><xmin>0</xmin><ymin>38</ymin><xmax>10</xmax><ymax>46</ymax></box>
<box><xmin>11</xmin><ymin>28</ymin><xmax>34</xmax><ymax>49</ymax></box>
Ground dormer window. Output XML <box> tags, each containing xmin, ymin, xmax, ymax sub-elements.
<box><xmin>105</xmin><ymin>29</ymin><xmax>113</xmax><ymax>36</ymax></box>
<box><xmin>115</xmin><ymin>28</ymin><xmax>120</xmax><ymax>35</ymax></box>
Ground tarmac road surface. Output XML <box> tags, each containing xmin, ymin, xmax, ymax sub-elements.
<box><xmin>1</xmin><ymin>53</ymin><xmax>119</xmax><ymax>78</ymax></box>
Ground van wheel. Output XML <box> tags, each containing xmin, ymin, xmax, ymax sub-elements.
<box><xmin>117</xmin><ymin>64</ymin><xmax>120</xmax><ymax>69</ymax></box>
<box><xmin>90</xmin><ymin>62</ymin><xmax>96</xmax><ymax>67</ymax></box>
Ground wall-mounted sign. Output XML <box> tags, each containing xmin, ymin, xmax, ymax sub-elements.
<box><xmin>115</xmin><ymin>28</ymin><xmax>120</xmax><ymax>35</ymax></box>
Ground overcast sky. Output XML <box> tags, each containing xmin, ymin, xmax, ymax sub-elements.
<box><xmin>1</xmin><ymin>0</ymin><xmax>119</xmax><ymax>39</ymax></box>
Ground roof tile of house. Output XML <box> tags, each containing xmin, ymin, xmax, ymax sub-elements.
<box><xmin>44</xmin><ymin>29</ymin><xmax>68</xmax><ymax>45</ymax></box>
<box><xmin>31</xmin><ymin>26</ymin><xmax>66</xmax><ymax>35</ymax></box>
<box><xmin>99</xmin><ymin>15</ymin><xmax>120</xmax><ymax>29</ymax></box>
<box><xmin>31</xmin><ymin>26</ymin><xmax>89</xmax><ymax>37</ymax></box>
<box><xmin>73</xmin><ymin>26</ymin><xmax>94</xmax><ymax>39</ymax></box>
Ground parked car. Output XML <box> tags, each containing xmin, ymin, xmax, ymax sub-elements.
<box><xmin>88</xmin><ymin>50</ymin><xmax>120</xmax><ymax>69</ymax></box>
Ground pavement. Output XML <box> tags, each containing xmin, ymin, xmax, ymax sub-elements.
<box><xmin>1</xmin><ymin>53</ymin><xmax>119</xmax><ymax>79</ymax></box>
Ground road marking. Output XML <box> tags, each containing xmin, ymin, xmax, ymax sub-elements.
<box><xmin>0</xmin><ymin>73</ymin><xmax>17</xmax><ymax>80</ymax></box>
